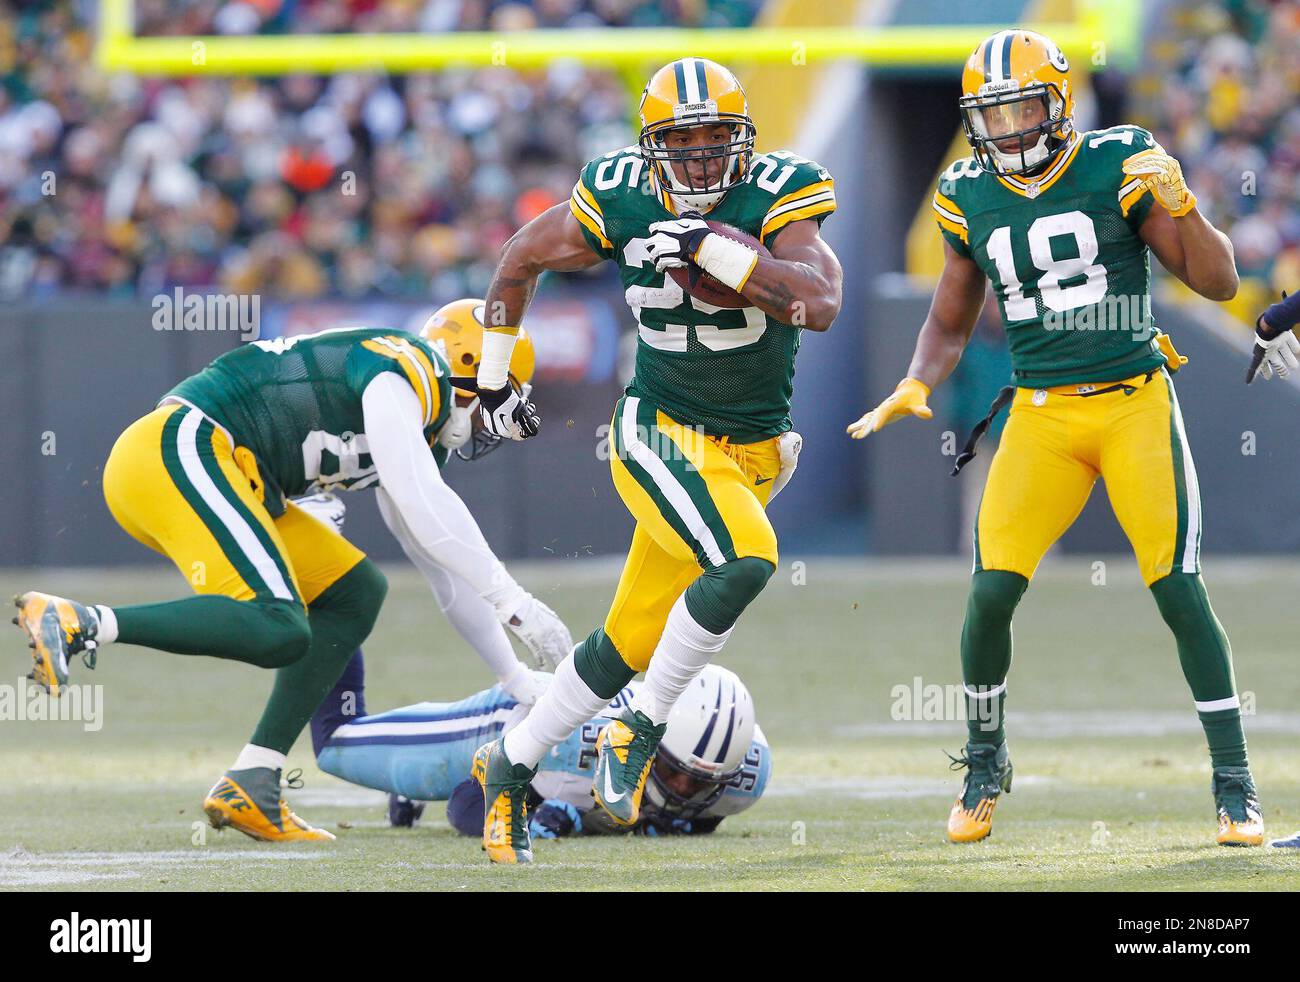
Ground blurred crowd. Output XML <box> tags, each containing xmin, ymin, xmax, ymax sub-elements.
<box><xmin>1135</xmin><ymin>0</ymin><xmax>1300</xmax><ymax>315</ymax></box>
<box><xmin>0</xmin><ymin>0</ymin><xmax>760</xmax><ymax>300</ymax></box>
<box><xmin>6</xmin><ymin>0</ymin><xmax>1293</xmax><ymax>310</ymax></box>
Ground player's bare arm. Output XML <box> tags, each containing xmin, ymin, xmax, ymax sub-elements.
<box><xmin>740</xmin><ymin>218</ymin><xmax>842</xmax><ymax>331</ymax></box>
<box><xmin>474</xmin><ymin>204</ymin><xmax>605</xmax><ymax>441</ymax></box>
<box><xmin>846</xmin><ymin>239</ymin><xmax>985</xmax><ymax>437</ymax></box>
<box><xmin>904</xmin><ymin>241</ymin><xmax>988</xmax><ymax>389</ymax></box>
<box><xmin>1138</xmin><ymin>203</ymin><xmax>1239</xmax><ymax>302</ymax></box>
<box><xmin>484</xmin><ymin>202</ymin><xmax>606</xmax><ymax>330</ymax></box>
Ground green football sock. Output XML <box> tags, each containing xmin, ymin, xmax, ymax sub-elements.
<box><xmin>574</xmin><ymin>627</ymin><xmax>636</xmax><ymax>700</ymax></box>
<box><xmin>250</xmin><ymin>560</ymin><xmax>387</xmax><ymax>756</ymax></box>
<box><xmin>960</xmin><ymin>570</ymin><xmax>1028</xmax><ymax>745</ymax></box>
<box><xmin>1150</xmin><ymin>572</ymin><xmax>1247</xmax><ymax>769</ymax></box>
<box><xmin>112</xmin><ymin>595</ymin><xmax>310</xmax><ymax>668</ymax></box>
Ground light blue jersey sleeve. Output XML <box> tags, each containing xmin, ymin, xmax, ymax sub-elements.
<box><xmin>316</xmin><ymin>685</ymin><xmax>523</xmax><ymax>801</ymax></box>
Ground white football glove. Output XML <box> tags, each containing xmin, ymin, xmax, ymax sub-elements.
<box><xmin>1247</xmin><ymin>320</ymin><xmax>1300</xmax><ymax>382</ymax></box>
<box><xmin>499</xmin><ymin>664</ymin><xmax>553</xmax><ymax>707</ymax></box>
<box><xmin>505</xmin><ymin>594</ymin><xmax>573</xmax><ymax>670</ymax></box>
<box><xmin>478</xmin><ymin>382</ymin><xmax>540</xmax><ymax>441</ymax></box>
<box><xmin>645</xmin><ymin>215</ymin><xmax>711</xmax><ymax>273</ymax></box>
<box><xmin>292</xmin><ymin>492</ymin><xmax>346</xmax><ymax>534</ymax></box>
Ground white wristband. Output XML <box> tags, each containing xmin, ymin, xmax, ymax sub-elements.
<box><xmin>478</xmin><ymin>329</ymin><xmax>518</xmax><ymax>390</ymax></box>
<box><xmin>694</xmin><ymin>233</ymin><xmax>759</xmax><ymax>292</ymax></box>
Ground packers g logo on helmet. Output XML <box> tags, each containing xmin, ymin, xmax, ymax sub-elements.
<box><xmin>958</xmin><ymin>30</ymin><xmax>1075</xmax><ymax>177</ymax></box>
<box><xmin>419</xmin><ymin>298</ymin><xmax>535</xmax><ymax>461</ymax></box>
<box><xmin>638</xmin><ymin>57</ymin><xmax>756</xmax><ymax>212</ymax></box>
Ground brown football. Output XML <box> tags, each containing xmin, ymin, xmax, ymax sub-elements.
<box><xmin>668</xmin><ymin>220</ymin><xmax>769</xmax><ymax>309</ymax></box>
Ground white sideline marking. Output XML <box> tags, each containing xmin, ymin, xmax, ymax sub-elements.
<box><xmin>2</xmin><ymin>869</ymin><xmax>141</xmax><ymax>886</ymax></box>
<box><xmin>0</xmin><ymin>850</ymin><xmax>329</xmax><ymax>865</ymax></box>
<box><xmin>765</xmin><ymin>775</ymin><xmax>1058</xmax><ymax>800</ymax></box>
<box><xmin>834</xmin><ymin>710</ymin><xmax>1300</xmax><ymax>739</ymax></box>
<box><xmin>0</xmin><ymin>848</ymin><xmax>330</xmax><ymax>888</ymax></box>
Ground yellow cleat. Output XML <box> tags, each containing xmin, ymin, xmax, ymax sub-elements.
<box><xmin>591</xmin><ymin>708</ymin><xmax>667</xmax><ymax>827</ymax></box>
<box><xmin>1213</xmin><ymin>767</ymin><xmax>1263</xmax><ymax>847</ymax></box>
<box><xmin>472</xmin><ymin>739</ymin><xmax>537</xmax><ymax>864</ymax></box>
<box><xmin>203</xmin><ymin>768</ymin><xmax>335</xmax><ymax>843</ymax></box>
<box><xmin>946</xmin><ymin>742</ymin><xmax>1013</xmax><ymax>844</ymax></box>
<box><xmin>947</xmin><ymin>796</ymin><xmax>1003</xmax><ymax>844</ymax></box>
<box><xmin>12</xmin><ymin>591</ymin><xmax>100</xmax><ymax>697</ymax></box>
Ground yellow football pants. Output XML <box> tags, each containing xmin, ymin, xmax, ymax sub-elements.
<box><xmin>103</xmin><ymin>403</ymin><xmax>365</xmax><ymax>607</ymax></box>
<box><xmin>604</xmin><ymin>394</ymin><xmax>781</xmax><ymax>671</ymax></box>
<box><xmin>975</xmin><ymin>369</ymin><xmax>1200</xmax><ymax>587</ymax></box>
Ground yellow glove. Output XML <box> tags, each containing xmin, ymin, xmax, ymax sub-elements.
<box><xmin>1122</xmin><ymin>145</ymin><xmax>1197</xmax><ymax>218</ymax></box>
<box><xmin>846</xmin><ymin>378</ymin><xmax>932</xmax><ymax>439</ymax></box>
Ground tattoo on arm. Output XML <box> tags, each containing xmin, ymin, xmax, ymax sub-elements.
<box><xmin>745</xmin><ymin>278</ymin><xmax>798</xmax><ymax>317</ymax></box>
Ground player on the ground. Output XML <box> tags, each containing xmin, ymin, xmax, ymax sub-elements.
<box><xmin>465</xmin><ymin>57</ymin><xmax>841</xmax><ymax>863</ymax></box>
<box><xmin>311</xmin><ymin>657</ymin><xmax>769</xmax><ymax>840</ymax></box>
<box><xmin>13</xmin><ymin>300</ymin><xmax>570</xmax><ymax>842</ymax></box>
<box><xmin>847</xmin><ymin>30</ymin><xmax>1261</xmax><ymax>846</ymax></box>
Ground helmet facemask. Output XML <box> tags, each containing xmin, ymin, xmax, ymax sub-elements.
<box><xmin>644</xmin><ymin>746</ymin><xmax>734</xmax><ymax>820</ymax></box>
<box><xmin>640</xmin><ymin>115</ymin><xmax>755</xmax><ymax>212</ymax></box>
<box><xmin>960</xmin><ymin>82</ymin><xmax>1072</xmax><ymax>177</ymax></box>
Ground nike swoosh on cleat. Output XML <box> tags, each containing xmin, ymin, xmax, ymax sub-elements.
<box><xmin>754</xmin><ymin>476</ymin><xmax>772</xmax><ymax>485</ymax></box>
<box><xmin>601</xmin><ymin>762</ymin><xmax>626</xmax><ymax>804</ymax></box>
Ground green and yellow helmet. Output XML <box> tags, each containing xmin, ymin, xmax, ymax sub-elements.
<box><xmin>638</xmin><ymin>58</ymin><xmax>756</xmax><ymax>211</ymax></box>
<box><xmin>419</xmin><ymin>298</ymin><xmax>536</xmax><ymax>461</ymax></box>
<box><xmin>959</xmin><ymin>30</ymin><xmax>1076</xmax><ymax>176</ymax></box>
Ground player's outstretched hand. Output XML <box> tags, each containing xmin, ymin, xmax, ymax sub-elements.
<box><xmin>507</xmin><ymin>595</ymin><xmax>573</xmax><ymax>670</ymax></box>
<box><xmin>846</xmin><ymin>377</ymin><xmax>932</xmax><ymax>439</ymax></box>
<box><xmin>530</xmin><ymin>799</ymin><xmax>583</xmax><ymax>839</ymax></box>
<box><xmin>500</xmin><ymin>664</ymin><xmax>553</xmax><ymax>706</ymax></box>
<box><xmin>1247</xmin><ymin>292</ymin><xmax>1300</xmax><ymax>383</ymax></box>
<box><xmin>478</xmin><ymin>383</ymin><xmax>540</xmax><ymax>441</ymax></box>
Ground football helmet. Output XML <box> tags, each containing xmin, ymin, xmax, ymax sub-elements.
<box><xmin>959</xmin><ymin>30</ymin><xmax>1075</xmax><ymax>176</ymax></box>
<box><xmin>419</xmin><ymin>299</ymin><xmax>535</xmax><ymax>461</ymax></box>
<box><xmin>638</xmin><ymin>57</ymin><xmax>756</xmax><ymax>212</ymax></box>
<box><xmin>644</xmin><ymin>663</ymin><xmax>756</xmax><ymax>820</ymax></box>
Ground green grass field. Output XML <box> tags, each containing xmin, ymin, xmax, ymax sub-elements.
<box><xmin>3</xmin><ymin>557</ymin><xmax>1300</xmax><ymax>892</ymax></box>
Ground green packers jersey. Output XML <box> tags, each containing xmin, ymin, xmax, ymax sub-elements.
<box><xmin>166</xmin><ymin>327</ymin><xmax>452</xmax><ymax>497</ymax></box>
<box><xmin>570</xmin><ymin>146</ymin><xmax>836</xmax><ymax>441</ymax></box>
<box><xmin>933</xmin><ymin>125</ymin><xmax>1166</xmax><ymax>388</ymax></box>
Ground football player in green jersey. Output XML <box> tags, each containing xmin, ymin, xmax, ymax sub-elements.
<box><xmin>466</xmin><ymin>57</ymin><xmax>843</xmax><ymax>863</ymax></box>
<box><xmin>849</xmin><ymin>30</ymin><xmax>1261</xmax><ymax>846</ymax></box>
<box><xmin>13</xmin><ymin>302</ymin><xmax>570</xmax><ymax>842</ymax></box>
